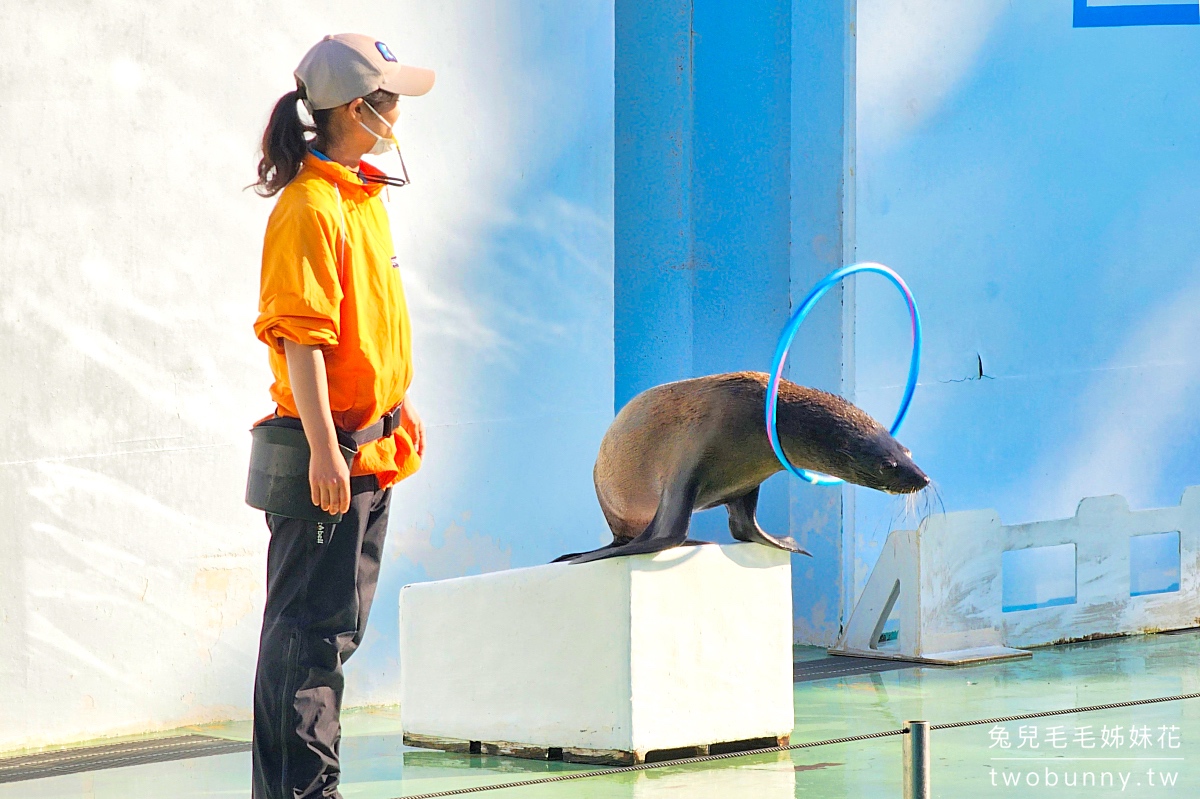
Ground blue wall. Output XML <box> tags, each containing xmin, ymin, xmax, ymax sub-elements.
<box><xmin>852</xmin><ymin>0</ymin><xmax>1200</xmax><ymax>591</ymax></box>
<box><xmin>375</xmin><ymin>0</ymin><xmax>1200</xmax><ymax>665</ymax></box>
<box><xmin>613</xmin><ymin>0</ymin><xmax>1200</xmax><ymax>638</ymax></box>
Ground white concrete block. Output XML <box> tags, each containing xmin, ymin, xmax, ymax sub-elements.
<box><xmin>399</xmin><ymin>543</ymin><xmax>794</xmax><ymax>762</ymax></box>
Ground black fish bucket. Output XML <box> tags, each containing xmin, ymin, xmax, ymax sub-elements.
<box><xmin>245</xmin><ymin>417</ymin><xmax>358</xmax><ymax>523</ymax></box>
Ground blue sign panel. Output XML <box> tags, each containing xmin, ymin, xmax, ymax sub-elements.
<box><xmin>1073</xmin><ymin>0</ymin><xmax>1199</xmax><ymax>27</ymax></box>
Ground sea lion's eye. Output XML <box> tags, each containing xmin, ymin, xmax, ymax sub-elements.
<box><xmin>883</xmin><ymin>458</ymin><xmax>897</xmax><ymax>469</ymax></box>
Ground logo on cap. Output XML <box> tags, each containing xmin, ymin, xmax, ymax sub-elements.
<box><xmin>375</xmin><ymin>41</ymin><xmax>398</xmax><ymax>62</ymax></box>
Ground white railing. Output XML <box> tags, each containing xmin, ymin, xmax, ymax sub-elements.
<box><xmin>831</xmin><ymin>487</ymin><xmax>1200</xmax><ymax>664</ymax></box>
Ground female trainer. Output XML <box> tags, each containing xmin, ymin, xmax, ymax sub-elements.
<box><xmin>248</xmin><ymin>33</ymin><xmax>432</xmax><ymax>799</ymax></box>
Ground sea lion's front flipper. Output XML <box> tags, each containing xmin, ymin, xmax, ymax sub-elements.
<box><xmin>727</xmin><ymin>486</ymin><xmax>812</xmax><ymax>556</ymax></box>
<box><xmin>567</xmin><ymin>478</ymin><xmax>699</xmax><ymax>564</ymax></box>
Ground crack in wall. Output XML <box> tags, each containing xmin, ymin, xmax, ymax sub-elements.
<box><xmin>939</xmin><ymin>352</ymin><xmax>996</xmax><ymax>384</ymax></box>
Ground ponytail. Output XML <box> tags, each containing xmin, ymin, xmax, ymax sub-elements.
<box><xmin>251</xmin><ymin>85</ymin><xmax>397</xmax><ymax>197</ymax></box>
<box><xmin>253</xmin><ymin>87</ymin><xmax>328</xmax><ymax>197</ymax></box>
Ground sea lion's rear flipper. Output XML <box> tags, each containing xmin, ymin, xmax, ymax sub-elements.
<box><xmin>551</xmin><ymin>541</ymin><xmax>624</xmax><ymax>563</ymax></box>
<box><xmin>727</xmin><ymin>487</ymin><xmax>813</xmax><ymax>556</ymax></box>
<box><xmin>566</xmin><ymin>478</ymin><xmax>699</xmax><ymax>564</ymax></box>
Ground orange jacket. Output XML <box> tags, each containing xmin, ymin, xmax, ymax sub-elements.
<box><xmin>254</xmin><ymin>153</ymin><xmax>420</xmax><ymax>490</ymax></box>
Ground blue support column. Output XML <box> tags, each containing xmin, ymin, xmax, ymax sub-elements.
<box><xmin>788</xmin><ymin>0</ymin><xmax>856</xmax><ymax>645</ymax></box>
<box><xmin>615</xmin><ymin>0</ymin><xmax>855</xmax><ymax>645</ymax></box>
<box><xmin>614</xmin><ymin>0</ymin><xmax>695</xmax><ymax>409</ymax></box>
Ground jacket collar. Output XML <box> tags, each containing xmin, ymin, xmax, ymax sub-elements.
<box><xmin>302</xmin><ymin>152</ymin><xmax>386</xmax><ymax>199</ymax></box>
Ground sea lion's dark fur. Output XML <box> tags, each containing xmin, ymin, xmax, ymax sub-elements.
<box><xmin>556</xmin><ymin>371</ymin><xmax>929</xmax><ymax>564</ymax></box>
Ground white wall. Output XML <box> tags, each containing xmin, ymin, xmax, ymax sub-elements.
<box><xmin>0</xmin><ymin>1</ymin><xmax>613</xmax><ymax>752</ymax></box>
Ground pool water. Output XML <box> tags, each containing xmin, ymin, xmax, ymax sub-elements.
<box><xmin>4</xmin><ymin>631</ymin><xmax>1199</xmax><ymax>798</ymax></box>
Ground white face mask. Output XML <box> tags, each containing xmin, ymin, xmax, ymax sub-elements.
<box><xmin>359</xmin><ymin>100</ymin><xmax>397</xmax><ymax>156</ymax></box>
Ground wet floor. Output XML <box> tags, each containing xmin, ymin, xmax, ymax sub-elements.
<box><xmin>5</xmin><ymin>631</ymin><xmax>1199</xmax><ymax>798</ymax></box>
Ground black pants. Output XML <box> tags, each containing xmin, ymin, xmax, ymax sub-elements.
<box><xmin>252</xmin><ymin>479</ymin><xmax>392</xmax><ymax>799</ymax></box>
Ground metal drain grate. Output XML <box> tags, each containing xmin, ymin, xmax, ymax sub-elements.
<box><xmin>793</xmin><ymin>656</ymin><xmax>924</xmax><ymax>683</ymax></box>
<box><xmin>0</xmin><ymin>734</ymin><xmax>251</xmax><ymax>783</ymax></box>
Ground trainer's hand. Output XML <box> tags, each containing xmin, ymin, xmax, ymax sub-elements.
<box><xmin>309</xmin><ymin>440</ymin><xmax>351</xmax><ymax>516</ymax></box>
<box><xmin>401</xmin><ymin>400</ymin><xmax>426</xmax><ymax>458</ymax></box>
<box><xmin>282</xmin><ymin>339</ymin><xmax>349</xmax><ymax>516</ymax></box>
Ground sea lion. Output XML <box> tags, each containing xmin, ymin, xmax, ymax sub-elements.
<box><xmin>556</xmin><ymin>371</ymin><xmax>929</xmax><ymax>564</ymax></box>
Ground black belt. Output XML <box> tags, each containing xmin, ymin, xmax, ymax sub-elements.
<box><xmin>250</xmin><ymin>404</ymin><xmax>403</xmax><ymax>511</ymax></box>
<box><xmin>346</xmin><ymin>403</ymin><xmax>402</xmax><ymax>494</ymax></box>
<box><xmin>269</xmin><ymin>402</ymin><xmax>403</xmax><ymax>448</ymax></box>
<box><xmin>348</xmin><ymin>403</ymin><xmax>404</xmax><ymax>447</ymax></box>
<box><xmin>349</xmin><ymin>474</ymin><xmax>381</xmax><ymax>494</ymax></box>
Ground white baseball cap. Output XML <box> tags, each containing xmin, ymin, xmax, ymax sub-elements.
<box><xmin>295</xmin><ymin>33</ymin><xmax>435</xmax><ymax>110</ymax></box>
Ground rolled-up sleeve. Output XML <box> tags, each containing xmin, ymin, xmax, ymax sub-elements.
<box><xmin>254</xmin><ymin>199</ymin><xmax>343</xmax><ymax>355</ymax></box>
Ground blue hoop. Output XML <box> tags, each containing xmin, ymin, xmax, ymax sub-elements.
<box><xmin>766</xmin><ymin>262</ymin><xmax>922</xmax><ymax>485</ymax></box>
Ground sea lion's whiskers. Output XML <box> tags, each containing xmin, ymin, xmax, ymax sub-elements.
<box><xmin>886</xmin><ymin>484</ymin><xmax>935</xmax><ymax>529</ymax></box>
<box><xmin>923</xmin><ymin>480</ymin><xmax>947</xmax><ymax>519</ymax></box>
<box><xmin>885</xmin><ymin>493</ymin><xmax>910</xmax><ymax>533</ymax></box>
<box><xmin>919</xmin><ymin>487</ymin><xmax>934</xmax><ymax>521</ymax></box>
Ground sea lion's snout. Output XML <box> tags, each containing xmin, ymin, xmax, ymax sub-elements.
<box><xmin>773</xmin><ymin>384</ymin><xmax>931</xmax><ymax>496</ymax></box>
<box><xmin>881</xmin><ymin>453</ymin><xmax>930</xmax><ymax>495</ymax></box>
<box><xmin>853</xmin><ymin>430</ymin><xmax>930</xmax><ymax>495</ymax></box>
